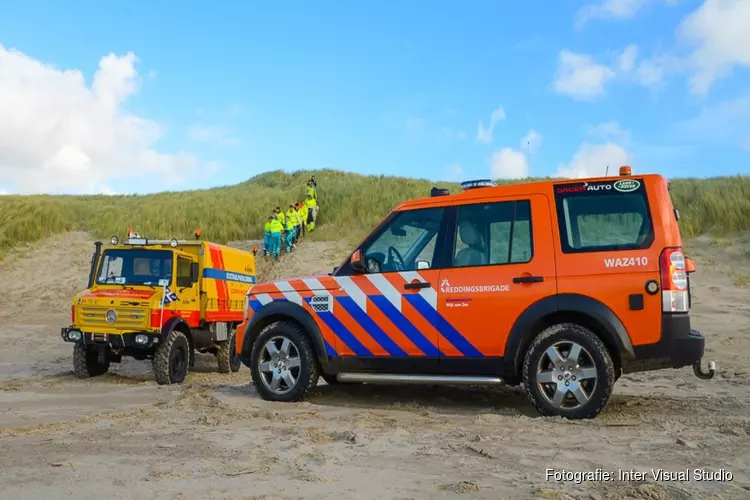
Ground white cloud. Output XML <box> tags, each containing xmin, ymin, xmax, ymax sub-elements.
<box><xmin>553</xmin><ymin>50</ymin><xmax>616</xmax><ymax>100</ymax></box>
<box><xmin>678</xmin><ymin>0</ymin><xmax>750</xmax><ymax>94</ymax></box>
<box><xmin>556</xmin><ymin>142</ymin><xmax>633</xmax><ymax>178</ymax></box>
<box><xmin>674</xmin><ymin>95</ymin><xmax>750</xmax><ymax>148</ymax></box>
<box><xmin>444</xmin><ymin>163</ymin><xmax>464</xmax><ymax>181</ymax></box>
<box><xmin>619</xmin><ymin>45</ymin><xmax>638</xmax><ymax>72</ymax></box>
<box><xmin>0</xmin><ymin>189</ymin><xmax>8</xmax><ymax>195</ymax></box>
<box><xmin>0</xmin><ymin>45</ymin><xmax>210</xmax><ymax>194</ymax></box>
<box><xmin>477</xmin><ymin>106</ymin><xmax>506</xmax><ymax>144</ymax></box>
<box><xmin>491</xmin><ymin>148</ymin><xmax>529</xmax><ymax>179</ymax></box>
<box><xmin>576</xmin><ymin>0</ymin><xmax>678</xmax><ymax>28</ymax></box>
<box><xmin>187</xmin><ymin>124</ymin><xmax>240</xmax><ymax>146</ymax></box>
<box><xmin>586</xmin><ymin>121</ymin><xmax>631</xmax><ymax>143</ymax></box>
<box><xmin>520</xmin><ymin>129</ymin><xmax>542</xmax><ymax>154</ymax></box>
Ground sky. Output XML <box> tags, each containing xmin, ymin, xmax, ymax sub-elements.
<box><xmin>0</xmin><ymin>0</ymin><xmax>748</xmax><ymax>195</ymax></box>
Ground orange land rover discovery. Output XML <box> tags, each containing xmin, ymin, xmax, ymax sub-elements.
<box><xmin>235</xmin><ymin>167</ymin><xmax>716</xmax><ymax>419</ymax></box>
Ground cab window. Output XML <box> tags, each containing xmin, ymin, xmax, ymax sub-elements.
<box><xmin>176</xmin><ymin>256</ymin><xmax>192</xmax><ymax>288</ymax></box>
<box><xmin>362</xmin><ymin>207</ymin><xmax>445</xmax><ymax>273</ymax></box>
<box><xmin>452</xmin><ymin>200</ymin><xmax>533</xmax><ymax>267</ymax></box>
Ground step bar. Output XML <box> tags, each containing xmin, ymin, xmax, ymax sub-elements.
<box><xmin>335</xmin><ymin>373</ymin><xmax>505</xmax><ymax>385</ymax></box>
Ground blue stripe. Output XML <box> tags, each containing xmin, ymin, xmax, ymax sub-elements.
<box><xmin>310</xmin><ymin>306</ymin><xmax>372</xmax><ymax>357</ymax></box>
<box><xmin>203</xmin><ymin>267</ymin><xmax>256</xmax><ymax>284</ymax></box>
<box><xmin>369</xmin><ymin>295</ymin><xmax>442</xmax><ymax>357</ymax></box>
<box><xmin>249</xmin><ymin>299</ymin><xmax>262</xmax><ymax>311</ymax></box>
<box><xmin>405</xmin><ymin>295</ymin><xmax>483</xmax><ymax>357</ymax></box>
<box><xmin>336</xmin><ymin>297</ymin><xmax>408</xmax><ymax>357</ymax></box>
<box><xmin>324</xmin><ymin>340</ymin><xmax>337</xmax><ymax>356</ymax></box>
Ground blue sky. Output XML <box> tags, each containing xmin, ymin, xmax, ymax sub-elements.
<box><xmin>0</xmin><ymin>0</ymin><xmax>748</xmax><ymax>195</ymax></box>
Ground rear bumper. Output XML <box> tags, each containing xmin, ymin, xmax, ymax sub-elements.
<box><xmin>61</xmin><ymin>327</ymin><xmax>160</xmax><ymax>349</ymax></box>
<box><xmin>626</xmin><ymin>314</ymin><xmax>707</xmax><ymax>373</ymax></box>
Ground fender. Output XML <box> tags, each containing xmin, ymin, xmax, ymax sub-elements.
<box><xmin>240</xmin><ymin>300</ymin><xmax>329</xmax><ymax>366</ymax></box>
<box><xmin>503</xmin><ymin>293</ymin><xmax>635</xmax><ymax>375</ymax></box>
<box><xmin>160</xmin><ymin>316</ymin><xmax>190</xmax><ymax>340</ymax></box>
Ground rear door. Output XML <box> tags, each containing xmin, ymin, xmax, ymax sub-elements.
<box><xmin>436</xmin><ymin>194</ymin><xmax>557</xmax><ymax>374</ymax></box>
<box><xmin>551</xmin><ymin>178</ymin><xmax>662</xmax><ymax>345</ymax></box>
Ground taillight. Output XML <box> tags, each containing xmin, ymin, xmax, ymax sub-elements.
<box><xmin>660</xmin><ymin>247</ymin><xmax>689</xmax><ymax>313</ymax></box>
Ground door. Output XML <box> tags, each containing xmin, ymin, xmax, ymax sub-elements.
<box><xmin>333</xmin><ymin>206</ymin><xmax>447</xmax><ymax>371</ymax></box>
<box><xmin>175</xmin><ymin>254</ymin><xmax>201</xmax><ymax>328</ymax></box>
<box><xmin>437</xmin><ymin>195</ymin><xmax>557</xmax><ymax>373</ymax></box>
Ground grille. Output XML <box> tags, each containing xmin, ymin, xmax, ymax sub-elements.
<box><xmin>78</xmin><ymin>306</ymin><xmax>148</xmax><ymax>329</ymax></box>
<box><xmin>310</xmin><ymin>295</ymin><xmax>332</xmax><ymax>313</ymax></box>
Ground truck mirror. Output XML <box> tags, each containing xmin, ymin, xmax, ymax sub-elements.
<box><xmin>350</xmin><ymin>250</ymin><xmax>365</xmax><ymax>273</ymax></box>
<box><xmin>190</xmin><ymin>262</ymin><xmax>199</xmax><ymax>283</ymax></box>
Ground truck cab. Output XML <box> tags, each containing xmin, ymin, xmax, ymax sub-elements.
<box><xmin>62</xmin><ymin>234</ymin><xmax>257</xmax><ymax>384</ymax></box>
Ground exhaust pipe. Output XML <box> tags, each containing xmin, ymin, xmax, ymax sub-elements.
<box><xmin>693</xmin><ymin>359</ymin><xmax>716</xmax><ymax>380</ymax></box>
<box><xmin>336</xmin><ymin>373</ymin><xmax>504</xmax><ymax>385</ymax></box>
<box><xmin>87</xmin><ymin>241</ymin><xmax>103</xmax><ymax>289</ymax></box>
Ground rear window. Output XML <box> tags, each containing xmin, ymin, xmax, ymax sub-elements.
<box><xmin>553</xmin><ymin>178</ymin><xmax>654</xmax><ymax>253</ymax></box>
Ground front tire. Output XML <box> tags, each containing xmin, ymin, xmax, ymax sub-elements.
<box><xmin>522</xmin><ymin>323</ymin><xmax>615</xmax><ymax>419</ymax></box>
<box><xmin>217</xmin><ymin>327</ymin><xmax>242</xmax><ymax>374</ymax></box>
<box><xmin>250</xmin><ymin>320</ymin><xmax>319</xmax><ymax>402</ymax></box>
<box><xmin>153</xmin><ymin>330</ymin><xmax>189</xmax><ymax>385</ymax></box>
<box><xmin>73</xmin><ymin>344</ymin><xmax>110</xmax><ymax>378</ymax></box>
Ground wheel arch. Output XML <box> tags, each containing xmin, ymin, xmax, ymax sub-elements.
<box><xmin>240</xmin><ymin>301</ymin><xmax>330</xmax><ymax>366</ymax></box>
<box><xmin>162</xmin><ymin>317</ymin><xmax>194</xmax><ymax>360</ymax></box>
<box><xmin>503</xmin><ymin>294</ymin><xmax>634</xmax><ymax>382</ymax></box>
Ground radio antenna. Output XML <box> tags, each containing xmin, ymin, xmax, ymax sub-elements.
<box><xmin>605</xmin><ymin>165</ymin><xmax>609</xmax><ymax>176</ymax></box>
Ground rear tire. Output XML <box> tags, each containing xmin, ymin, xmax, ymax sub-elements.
<box><xmin>73</xmin><ymin>344</ymin><xmax>110</xmax><ymax>378</ymax></box>
<box><xmin>522</xmin><ymin>323</ymin><xmax>615</xmax><ymax>420</ymax></box>
<box><xmin>153</xmin><ymin>330</ymin><xmax>189</xmax><ymax>385</ymax></box>
<box><xmin>250</xmin><ymin>320</ymin><xmax>319</xmax><ymax>402</ymax></box>
<box><xmin>217</xmin><ymin>327</ymin><xmax>242</xmax><ymax>374</ymax></box>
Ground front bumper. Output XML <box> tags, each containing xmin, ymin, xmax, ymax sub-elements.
<box><xmin>61</xmin><ymin>327</ymin><xmax>161</xmax><ymax>349</ymax></box>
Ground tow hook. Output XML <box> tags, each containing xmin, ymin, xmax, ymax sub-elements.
<box><xmin>693</xmin><ymin>359</ymin><xmax>716</xmax><ymax>380</ymax></box>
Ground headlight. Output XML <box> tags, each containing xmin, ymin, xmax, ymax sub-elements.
<box><xmin>169</xmin><ymin>238</ymin><xmax>178</xmax><ymax>248</ymax></box>
<box><xmin>110</xmin><ymin>235</ymin><xmax>119</xmax><ymax>245</ymax></box>
<box><xmin>68</xmin><ymin>330</ymin><xmax>82</xmax><ymax>341</ymax></box>
<box><xmin>135</xmin><ymin>334</ymin><xmax>148</xmax><ymax>345</ymax></box>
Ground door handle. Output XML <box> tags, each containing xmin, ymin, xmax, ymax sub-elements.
<box><xmin>513</xmin><ymin>275</ymin><xmax>544</xmax><ymax>284</ymax></box>
<box><xmin>404</xmin><ymin>281</ymin><xmax>431</xmax><ymax>290</ymax></box>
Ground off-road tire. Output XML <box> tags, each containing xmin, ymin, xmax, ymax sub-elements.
<box><xmin>250</xmin><ymin>320</ymin><xmax>319</xmax><ymax>402</ymax></box>
<box><xmin>217</xmin><ymin>327</ymin><xmax>242</xmax><ymax>374</ymax></box>
<box><xmin>153</xmin><ymin>330</ymin><xmax>189</xmax><ymax>385</ymax></box>
<box><xmin>73</xmin><ymin>344</ymin><xmax>110</xmax><ymax>378</ymax></box>
<box><xmin>522</xmin><ymin>323</ymin><xmax>615</xmax><ymax>420</ymax></box>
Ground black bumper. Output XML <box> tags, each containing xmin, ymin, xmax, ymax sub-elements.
<box><xmin>628</xmin><ymin>314</ymin><xmax>706</xmax><ymax>372</ymax></box>
<box><xmin>61</xmin><ymin>327</ymin><xmax>161</xmax><ymax>349</ymax></box>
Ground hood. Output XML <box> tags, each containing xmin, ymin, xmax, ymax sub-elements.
<box><xmin>249</xmin><ymin>274</ymin><xmax>338</xmax><ymax>295</ymax></box>
<box><xmin>81</xmin><ymin>288</ymin><xmax>158</xmax><ymax>299</ymax></box>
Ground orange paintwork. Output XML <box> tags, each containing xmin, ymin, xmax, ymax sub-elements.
<box><xmin>237</xmin><ymin>172</ymin><xmax>683</xmax><ymax>359</ymax></box>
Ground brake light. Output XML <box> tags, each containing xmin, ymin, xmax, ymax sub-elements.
<box><xmin>660</xmin><ymin>247</ymin><xmax>689</xmax><ymax>313</ymax></box>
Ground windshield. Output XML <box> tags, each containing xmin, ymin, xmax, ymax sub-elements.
<box><xmin>96</xmin><ymin>249</ymin><xmax>174</xmax><ymax>286</ymax></box>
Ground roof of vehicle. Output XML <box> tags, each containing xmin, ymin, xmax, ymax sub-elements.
<box><xmin>393</xmin><ymin>171</ymin><xmax>667</xmax><ymax>211</ymax></box>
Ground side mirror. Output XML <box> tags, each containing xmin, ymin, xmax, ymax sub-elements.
<box><xmin>331</xmin><ymin>265</ymin><xmax>340</xmax><ymax>275</ymax></box>
<box><xmin>350</xmin><ymin>250</ymin><xmax>365</xmax><ymax>273</ymax></box>
<box><xmin>685</xmin><ymin>257</ymin><xmax>696</xmax><ymax>274</ymax></box>
<box><xmin>416</xmin><ymin>260</ymin><xmax>430</xmax><ymax>270</ymax></box>
<box><xmin>190</xmin><ymin>262</ymin><xmax>199</xmax><ymax>283</ymax></box>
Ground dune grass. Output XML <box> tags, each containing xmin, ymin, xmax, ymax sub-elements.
<box><xmin>1</xmin><ymin>169</ymin><xmax>750</xmax><ymax>258</ymax></box>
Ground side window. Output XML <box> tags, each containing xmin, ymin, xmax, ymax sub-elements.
<box><xmin>554</xmin><ymin>180</ymin><xmax>654</xmax><ymax>253</ymax></box>
<box><xmin>453</xmin><ymin>200</ymin><xmax>533</xmax><ymax>268</ymax></box>
<box><xmin>362</xmin><ymin>207</ymin><xmax>444</xmax><ymax>273</ymax></box>
<box><xmin>176</xmin><ymin>256</ymin><xmax>192</xmax><ymax>287</ymax></box>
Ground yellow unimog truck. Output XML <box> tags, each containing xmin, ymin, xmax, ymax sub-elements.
<box><xmin>61</xmin><ymin>233</ymin><xmax>258</xmax><ymax>385</ymax></box>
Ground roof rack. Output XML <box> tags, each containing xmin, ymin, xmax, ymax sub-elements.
<box><xmin>460</xmin><ymin>179</ymin><xmax>497</xmax><ymax>191</ymax></box>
